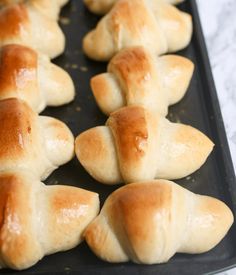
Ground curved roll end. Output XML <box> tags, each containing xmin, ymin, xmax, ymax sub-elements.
<box><xmin>30</xmin><ymin>0</ymin><xmax>69</xmax><ymax>20</ymax></box>
<box><xmin>160</xmin><ymin>55</ymin><xmax>194</xmax><ymax>105</ymax></box>
<box><xmin>174</xmin><ymin>125</ymin><xmax>214</xmax><ymax>177</ymax></box>
<box><xmin>46</xmin><ymin>185</ymin><xmax>100</xmax><ymax>252</ymax></box>
<box><xmin>85</xmin><ymin>180</ymin><xmax>234</xmax><ymax>264</ymax></box>
<box><xmin>28</xmin><ymin>6</ymin><xmax>65</xmax><ymax>58</ymax></box>
<box><xmin>40</xmin><ymin>116</ymin><xmax>74</xmax><ymax>169</ymax></box>
<box><xmin>179</xmin><ymin>11</ymin><xmax>193</xmax><ymax>50</ymax></box>
<box><xmin>85</xmin><ymin>214</ymin><xmax>128</xmax><ymax>263</ymax></box>
<box><xmin>83</xmin><ymin>0</ymin><xmax>114</xmax><ymax>15</ymax></box>
<box><xmin>42</xmin><ymin>20</ymin><xmax>65</xmax><ymax>59</ymax></box>
<box><xmin>0</xmin><ymin>172</ymin><xmax>43</xmax><ymax>270</ymax></box>
<box><xmin>160</xmin><ymin>4</ymin><xmax>193</xmax><ymax>52</ymax></box>
<box><xmin>83</xmin><ymin>23</ymin><xmax>115</xmax><ymax>61</ymax></box>
<box><xmin>156</xmin><ymin>121</ymin><xmax>214</xmax><ymax>180</ymax></box>
<box><xmin>91</xmin><ymin>73</ymin><xmax>125</xmax><ymax>115</ymax></box>
<box><xmin>75</xmin><ymin>126</ymin><xmax>122</xmax><ymax>185</ymax></box>
<box><xmin>180</xmin><ymin>195</ymin><xmax>234</xmax><ymax>254</ymax></box>
<box><xmin>41</xmin><ymin>60</ymin><xmax>75</xmax><ymax>107</ymax></box>
<box><xmin>83</xmin><ymin>31</ymin><xmax>102</xmax><ymax>60</ymax></box>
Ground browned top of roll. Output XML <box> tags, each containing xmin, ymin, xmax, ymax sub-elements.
<box><xmin>0</xmin><ymin>4</ymin><xmax>29</xmax><ymax>39</ymax></box>
<box><xmin>0</xmin><ymin>44</ymin><xmax>37</xmax><ymax>94</ymax></box>
<box><xmin>107</xmin><ymin>106</ymin><xmax>148</xmax><ymax>169</ymax></box>
<box><xmin>0</xmin><ymin>173</ymin><xmax>39</xmax><ymax>268</ymax></box>
<box><xmin>0</xmin><ymin>98</ymin><xmax>37</xmax><ymax>161</ymax></box>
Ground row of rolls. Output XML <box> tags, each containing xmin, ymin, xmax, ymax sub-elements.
<box><xmin>0</xmin><ymin>0</ymin><xmax>233</xmax><ymax>271</ymax></box>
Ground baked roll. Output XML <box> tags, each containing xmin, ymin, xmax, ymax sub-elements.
<box><xmin>85</xmin><ymin>180</ymin><xmax>233</xmax><ymax>264</ymax></box>
<box><xmin>91</xmin><ymin>46</ymin><xmax>194</xmax><ymax>116</ymax></box>
<box><xmin>84</xmin><ymin>0</ymin><xmax>185</xmax><ymax>15</ymax></box>
<box><xmin>0</xmin><ymin>0</ymin><xmax>69</xmax><ymax>20</ymax></box>
<box><xmin>0</xmin><ymin>44</ymin><xmax>75</xmax><ymax>113</ymax></box>
<box><xmin>0</xmin><ymin>3</ymin><xmax>65</xmax><ymax>58</ymax></box>
<box><xmin>0</xmin><ymin>98</ymin><xmax>74</xmax><ymax>180</ymax></box>
<box><xmin>0</xmin><ymin>171</ymin><xmax>99</xmax><ymax>270</ymax></box>
<box><xmin>83</xmin><ymin>0</ymin><xmax>192</xmax><ymax>61</ymax></box>
<box><xmin>75</xmin><ymin>106</ymin><xmax>214</xmax><ymax>185</ymax></box>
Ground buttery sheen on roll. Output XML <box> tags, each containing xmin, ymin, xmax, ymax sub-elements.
<box><xmin>75</xmin><ymin>106</ymin><xmax>214</xmax><ymax>185</ymax></box>
<box><xmin>0</xmin><ymin>44</ymin><xmax>75</xmax><ymax>113</ymax></box>
<box><xmin>0</xmin><ymin>0</ymin><xmax>69</xmax><ymax>20</ymax></box>
<box><xmin>0</xmin><ymin>98</ymin><xmax>74</xmax><ymax>180</ymax></box>
<box><xmin>85</xmin><ymin>180</ymin><xmax>233</xmax><ymax>264</ymax></box>
<box><xmin>91</xmin><ymin>46</ymin><xmax>194</xmax><ymax>116</ymax></box>
<box><xmin>84</xmin><ymin>0</ymin><xmax>185</xmax><ymax>15</ymax></box>
<box><xmin>83</xmin><ymin>0</ymin><xmax>192</xmax><ymax>61</ymax></box>
<box><xmin>0</xmin><ymin>171</ymin><xmax>99</xmax><ymax>270</ymax></box>
<box><xmin>0</xmin><ymin>3</ymin><xmax>65</xmax><ymax>58</ymax></box>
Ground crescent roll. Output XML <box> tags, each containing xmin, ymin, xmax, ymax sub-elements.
<box><xmin>0</xmin><ymin>44</ymin><xmax>75</xmax><ymax>113</ymax></box>
<box><xmin>0</xmin><ymin>171</ymin><xmax>99</xmax><ymax>270</ymax></box>
<box><xmin>0</xmin><ymin>98</ymin><xmax>74</xmax><ymax>180</ymax></box>
<box><xmin>91</xmin><ymin>46</ymin><xmax>194</xmax><ymax>116</ymax></box>
<box><xmin>83</xmin><ymin>0</ymin><xmax>192</xmax><ymax>61</ymax></box>
<box><xmin>0</xmin><ymin>3</ymin><xmax>65</xmax><ymax>58</ymax></box>
<box><xmin>85</xmin><ymin>180</ymin><xmax>233</xmax><ymax>264</ymax></box>
<box><xmin>0</xmin><ymin>0</ymin><xmax>69</xmax><ymax>20</ymax></box>
<box><xmin>84</xmin><ymin>0</ymin><xmax>185</xmax><ymax>15</ymax></box>
<box><xmin>75</xmin><ymin>106</ymin><xmax>214</xmax><ymax>185</ymax></box>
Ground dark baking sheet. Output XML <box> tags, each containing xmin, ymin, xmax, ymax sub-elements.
<box><xmin>2</xmin><ymin>0</ymin><xmax>236</xmax><ymax>274</ymax></box>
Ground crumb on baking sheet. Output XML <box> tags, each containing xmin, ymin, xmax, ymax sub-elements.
<box><xmin>76</xmin><ymin>107</ymin><xmax>81</xmax><ymax>112</ymax></box>
<box><xmin>60</xmin><ymin>16</ymin><xmax>70</xmax><ymax>25</ymax></box>
<box><xmin>64</xmin><ymin>267</ymin><xmax>71</xmax><ymax>272</ymax></box>
<box><xmin>64</xmin><ymin>63</ymin><xmax>70</xmax><ymax>69</ymax></box>
<box><xmin>174</xmin><ymin>117</ymin><xmax>181</xmax><ymax>123</ymax></box>
<box><xmin>52</xmin><ymin>180</ymin><xmax>59</xmax><ymax>185</ymax></box>
<box><xmin>186</xmin><ymin>176</ymin><xmax>191</xmax><ymax>180</ymax></box>
<box><xmin>71</xmin><ymin>64</ymin><xmax>79</xmax><ymax>69</ymax></box>
<box><xmin>80</xmin><ymin>66</ymin><xmax>88</xmax><ymax>72</ymax></box>
<box><xmin>71</xmin><ymin>5</ymin><xmax>77</xmax><ymax>12</ymax></box>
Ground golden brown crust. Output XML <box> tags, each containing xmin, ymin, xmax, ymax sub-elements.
<box><xmin>75</xmin><ymin>105</ymin><xmax>214</xmax><ymax>184</ymax></box>
<box><xmin>107</xmin><ymin>106</ymin><xmax>148</xmax><ymax>173</ymax></box>
<box><xmin>0</xmin><ymin>98</ymin><xmax>74</xmax><ymax>180</ymax></box>
<box><xmin>0</xmin><ymin>98</ymin><xmax>37</xmax><ymax>161</ymax></box>
<box><xmin>0</xmin><ymin>172</ymin><xmax>99</xmax><ymax>270</ymax></box>
<box><xmin>83</xmin><ymin>0</ymin><xmax>192</xmax><ymax>61</ymax></box>
<box><xmin>0</xmin><ymin>4</ymin><xmax>29</xmax><ymax>39</ymax></box>
<box><xmin>91</xmin><ymin>74</ymin><xmax>112</xmax><ymax>105</ymax></box>
<box><xmin>91</xmin><ymin>47</ymin><xmax>194</xmax><ymax>116</ymax></box>
<box><xmin>110</xmin><ymin>0</ymin><xmax>150</xmax><ymax>41</ymax></box>
<box><xmin>0</xmin><ymin>44</ymin><xmax>75</xmax><ymax>112</ymax></box>
<box><xmin>83</xmin><ymin>0</ymin><xmax>186</xmax><ymax>15</ymax></box>
<box><xmin>109</xmin><ymin>47</ymin><xmax>151</xmax><ymax>83</ymax></box>
<box><xmin>85</xmin><ymin>180</ymin><xmax>234</xmax><ymax>264</ymax></box>
<box><xmin>108</xmin><ymin>47</ymin><xmax>153</xmax><ymax>103</ymax></box>
<box><xmin>75</xmin><ymin>126</ymin><xmax>122</xmax><ymax>184</ymax></box>
<box><xmin>75</xmin><ymin>127</ymin><xmax>109</xmax><ymax>167</ymax></box>
<box><xmin>48</xmin><ymin>185</ymin><xmax>99</xmax><ymax>248</ymax></box>
<box><xmin>0</xmin><ymin>3</ymin><xmax>65</xmax><ymax>59</ymax></box>
<box><xmin>51</xmin><ymin>186</ymin><xmax>96</xmax><ymax>212</ymax></box>
<box><xmin>0</xmin><ymin>44</ymin><xmax>37</xmax><ymax>96</ymax></box>
<box><xmin>108</xmin><ymin>182</ymin><xmax>172</xmax><ymax>253</ymax></box>
<box><xmin>0</xmin><ymin>173</ymin><xmax>41</xmax><ymax>269</ymax></box>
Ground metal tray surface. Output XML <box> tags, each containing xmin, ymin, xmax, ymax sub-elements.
<box><xmin>2</xmin><ymin>0</ymin><xmax>236</xmax><ymax>274</ymax></box>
